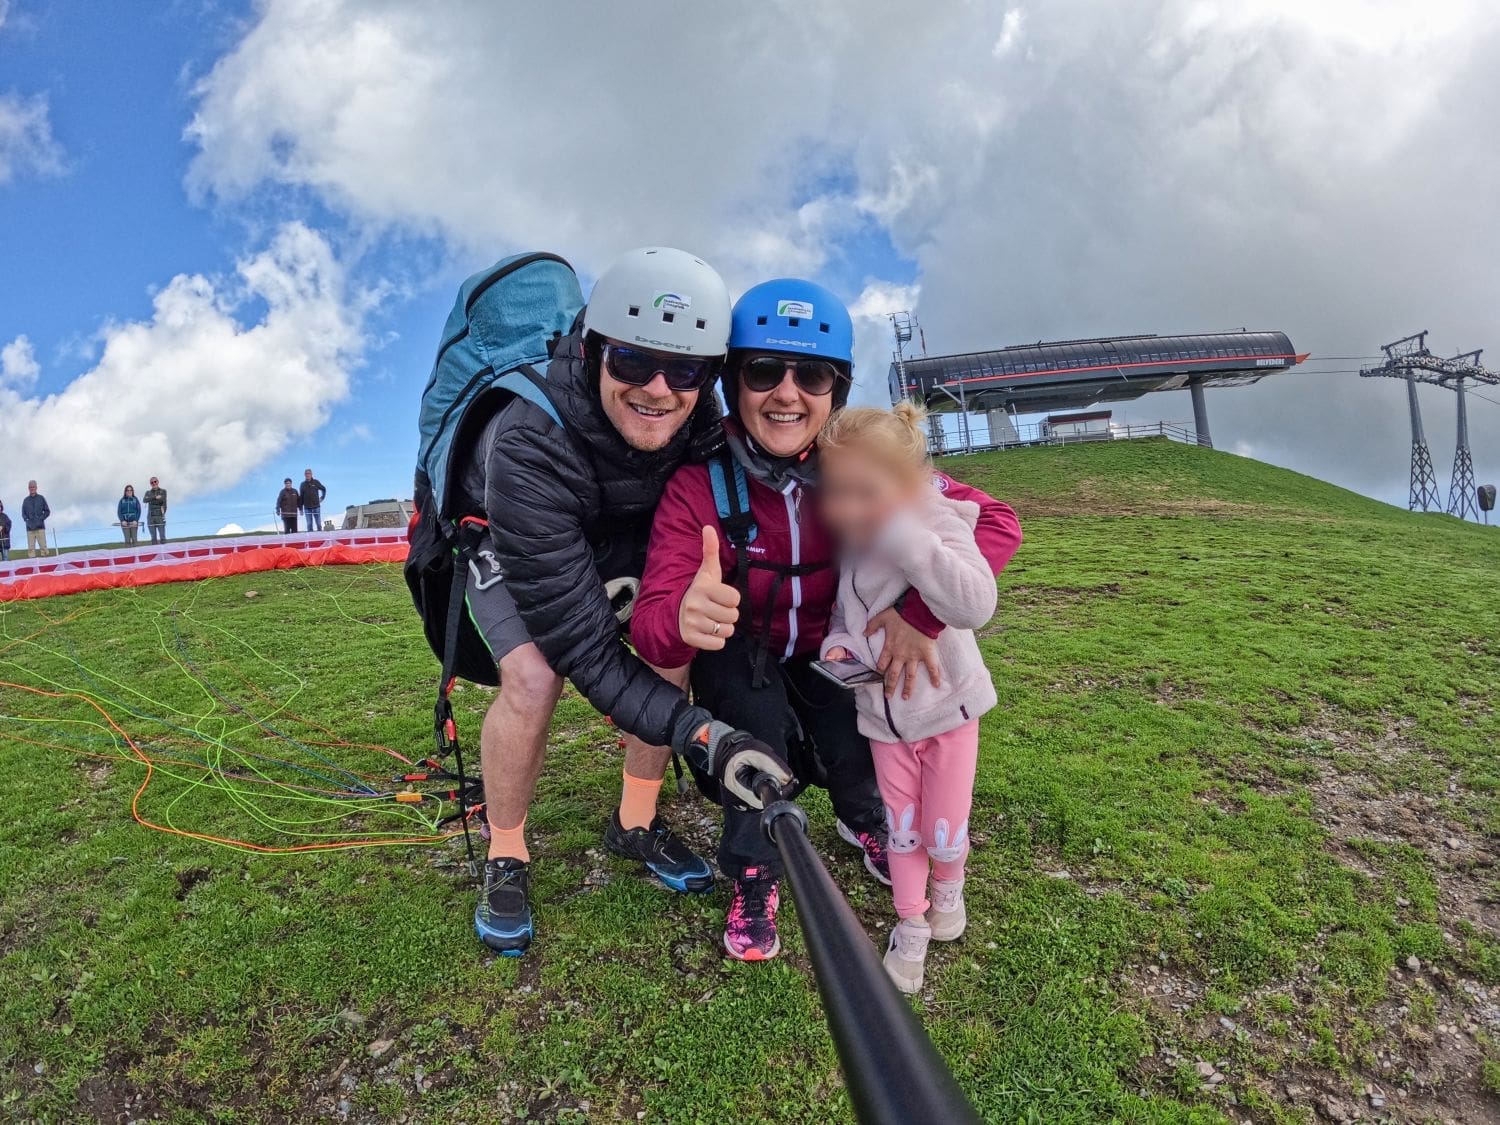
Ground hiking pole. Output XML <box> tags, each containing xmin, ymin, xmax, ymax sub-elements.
<box><xmin>750</xmin><ymin>772</ymin><xmax>980</xmax><ymax>1125</ymax></box>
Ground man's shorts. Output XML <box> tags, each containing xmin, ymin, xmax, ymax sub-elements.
<box><xmin>464</xmin><ymin>547</ymin><xmax>533</xmax><ymax>664</ymax></box>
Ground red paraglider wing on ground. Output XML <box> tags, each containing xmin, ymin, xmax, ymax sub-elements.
<box><xmin>0</xmin><ymin>531</ymin><xmax>408</xmax><ymax>602</ymax></box>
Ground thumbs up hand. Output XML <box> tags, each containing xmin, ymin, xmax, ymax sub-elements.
<box><xmin>677</xmin><ymin>525</ymin><xmax>741</xmax><ymax>651</ymax></box>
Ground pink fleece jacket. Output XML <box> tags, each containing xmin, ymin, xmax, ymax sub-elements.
<box><xmin>821</xmin><ymin>492</ymin><xmax>999</xmax><ymax>743</ymax></box>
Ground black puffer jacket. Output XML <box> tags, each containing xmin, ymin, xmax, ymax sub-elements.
<box><xmin>482</xmin><ymin>326</ymin><xmax>719</xmax><ymax>747</ymax></box>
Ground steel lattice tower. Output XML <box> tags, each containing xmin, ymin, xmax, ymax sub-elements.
<box><xmin>1446</xmin><ymin>375</ymin><xmax>1479</xmax><ymax>520</ymax></box>
<box><xmin>1361</xmin><ymin>334</ymin><xmax>1498</xmax><ymax>520</ymax></box>
<box><xmin>1403</xmin><ymin>371</ymin><xmax>1442</xmax><ymax>511</ymax></box>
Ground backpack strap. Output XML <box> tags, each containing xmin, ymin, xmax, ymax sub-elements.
<box><xmin>493</xmin><ymin>364</ymin><xmax>562</xmax><ymax>427</ymax></box>
<box><xmin>433</xmin><ymin>515</ymin><xmax>490</xmax><ymax>876</ymax></box>
<box><xmin>709</xmin><ymin>450</ymin><xmax>787</xmax><ymax>686</ymax></box>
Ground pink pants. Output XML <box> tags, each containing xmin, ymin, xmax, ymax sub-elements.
<box><xmin>869</xmin><ymin>719</ymin><xmax>979</xmax><ymax>920</ymax></box>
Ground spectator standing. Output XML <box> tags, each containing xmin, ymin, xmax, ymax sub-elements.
<box><xmin>0</xmin><ymin>501</ymin><xmax>11</xmax><ymax>562</ymax></box>
<box><xmin>143</xmin><ymin>477</ymin><xmax>169</xmax><ymax>543</ymax></box>
<box><xmin>117</xmin><ymin>485</ymin><xmax>142</xmax><ymax>545</ymax></box>
<box><xmin>21</xmin><ymin>481</ymin><xmax>50</xmax><ymax>557</ymax></box>
<box><xmin>276</xmin><ymin>478</ymin><xmax>300</xmax><ymax>534</ymax></box>
<box><xmin>299</xmin><ymin>468</ymin><xmax>327</xmax><ymax>532</ymax></box>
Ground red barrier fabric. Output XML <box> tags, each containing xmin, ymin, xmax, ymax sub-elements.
<box><xmin>0</xmin><ymin>533</ymin><xmax>408</xmax><ymax>602</ymax></box>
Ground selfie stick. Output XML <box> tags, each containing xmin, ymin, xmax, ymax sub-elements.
<box><xmin>750</xmin><ymin>771</ymin><xmax>980</xmax><ymax>1125</ymax></box>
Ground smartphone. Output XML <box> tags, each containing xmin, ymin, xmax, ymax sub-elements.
<box><xmin>812</xmin><ymin>656</ymin><xmax>884</xmax><ymax>688</ymax></box>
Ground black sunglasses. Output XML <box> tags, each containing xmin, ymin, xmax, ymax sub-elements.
<box><xmin>739</xmin><ymin>355</ymin><xmax>847</xmax><ymax>397</ymax></box>
<box><xmin>603</xmin><ymin>344</ymin><xmax>716</xmax><ymax>392</ymax></box>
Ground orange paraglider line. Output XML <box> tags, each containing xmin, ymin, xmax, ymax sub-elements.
<box><xmin>0</xmin><ymin>680</ymin><xmax>463</xmax><ymax>853</ymax></box>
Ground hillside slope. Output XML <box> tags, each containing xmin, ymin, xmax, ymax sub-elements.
<box><xmin>0</xmin><ymin>439</ymin><xmax>1496</xmax><ymax>1124</ymax></box>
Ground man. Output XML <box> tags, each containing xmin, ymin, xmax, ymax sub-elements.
<box><xmin>0</xmin><ymin>500</ymin><xmax>11</xmax><ymax>562</ymax></box>
<box><xmin>450</xmin><ymin>246</ymin><xmax>790</xmax><ymax>957</ymax></box>
<box><xmin>275</xmin><ymin>478</ymin><xmax>300</xmax><ymax>533</ymax></box>
<box><xmin>21</xmin><ymin>481</ymin><xmax>50</xmax><ymax>557</ymax></box>
<box><xmin>143</xmin><ymin>477</ymin><xmax>168</xmax><ymax>544</ymax></box>
<box><xmin>299</xmin><ymin>469</ymin><xmax>326</xmax><ymax>532</ymax></box>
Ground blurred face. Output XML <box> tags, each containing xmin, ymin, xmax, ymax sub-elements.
<box><xmin>304</xmin><ymin>469</ymin><xmax>313</xmax><ymax>480</ymax></box>
<box><xmin>27</xmin><ymin>482</ymin><xmax>37</xmax><ymax>494</ymax></box>
<box><xmin>125</xmin><ymin>487</ymin><xmax>134</xmax><ymax>495</ymax></box>
<box><xmin>819</xmin><ymin>447</ymin><xmax>926</xmax><ymax>551</ymax></box>
<box><xmin>597</xmin><ymin>341</ymin><xmax>703</xmax><ymax>452</ymax></box>
<box><xmin>150</xmin><ymin>478</ymin><xmax>158</xmax><ymax>487</ymax></box>
<box><xmin>736</xmin><ymin>356</ymin><xmax>835</xmax><ymax>458</ymax></box>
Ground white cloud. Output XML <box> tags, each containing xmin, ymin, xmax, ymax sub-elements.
<box><xmin>993</xmin><ymin>8</ymin><xmax>1026</xmax><ymax>57</ymax></box>
<box><xmin>182</xmin><ymin>0</ymin><xmax>1500</xmax><ymax>499</ymax></box>
<box><xmin>216</xmin><ymin>522</ymin><xmax>245</xmax><ymax>535</ymax></box>
<box><xmin>0</xmin><ymin>223</ymin><xmax>366</xmax><ymax>528</ymax></box>
<box><xmin>0</xmin><ymin>92</ymin><xmax>63</xmax><ymax>185</ymax></box>
<box><xmin>0</xmin><ymin>335</ymin><xmax>39</xmax><ymax>387</ymax></box>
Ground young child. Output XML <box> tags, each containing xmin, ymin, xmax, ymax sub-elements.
<box><xmin>818</xmin><ymin>404</ymin><xmax>1000</xmax><ymax>993</ymax></box>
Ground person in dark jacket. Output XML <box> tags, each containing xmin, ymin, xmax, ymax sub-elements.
<box><xmin>633</xmin><ymin>279</ymin><xmax>1023</xmax><ymax>960</ymax></box>
<box><xmin>275</xmin><ymin>479</ymin><xmax>300</xmax><ymax>533</ymax></box>
<box><xmin>21</xmin><ymin>481</ymin><xmax>50</xmax><ymax>557</ymax></box>
<box><xmin>117</xmin><ymin>485</ymin><xmax>142</xmax><ymax>546</ymax></box>
<box><xmin>0</xmin><ymin>501</ymin><xmax>11</xmax><ymax>562</ymax></box>
<box><xmin>142</xmin><ymin>477</ymin><xmax>168</xmax><ymax>543</ymax></box>
<box><xmin>299</xmin><ymin>469</ymin><xmax>326</xmax><ymax>531</ymax></box>
<box><xmin>452</xmin><ymin>247</ymin><xmax>791</xmax><ymax>958</ymax></box>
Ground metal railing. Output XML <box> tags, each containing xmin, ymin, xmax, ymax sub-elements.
<box><xmin>926</xmin><ymin>418</ymin><xmax>1201</xmax><ymax>457</ymax></box>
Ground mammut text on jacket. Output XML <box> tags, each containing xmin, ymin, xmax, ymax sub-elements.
<box><xmin>479</xmin><ymin>325</ymin><xmax>723</xmax><ymax>749</ymax></box>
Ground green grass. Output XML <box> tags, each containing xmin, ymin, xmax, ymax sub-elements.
<box><xmin>1</xmin><ymin>438</ymin><xmax>1496</xmax><ymax>1123</ymax></box>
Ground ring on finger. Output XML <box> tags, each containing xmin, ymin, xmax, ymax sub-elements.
<box><xmin>711</xmin><ymin>622</ymin><xmax>722</xmax><ymax>636</ymax></box>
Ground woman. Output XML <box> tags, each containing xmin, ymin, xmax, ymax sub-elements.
<box><xmin>632</xmin><ymin>280</ymin><xmax>1022</xmax><ymax>960</ymax></box>
<box><xmin>117</xmin><ymin>484</ymin><xmax>141</xmax><ymax>546</ymax></box>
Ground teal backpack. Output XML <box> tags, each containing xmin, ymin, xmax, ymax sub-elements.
<box><xmin>404</xmin><ymin>255</ymin><xmax>583</xmax><ymax>848</ymax></box>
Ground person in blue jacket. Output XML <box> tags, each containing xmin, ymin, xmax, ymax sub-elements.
<box><xmin>117</xmin><ymin>485</ymin><xmax>142</xmax><ymax>546</ymax></box>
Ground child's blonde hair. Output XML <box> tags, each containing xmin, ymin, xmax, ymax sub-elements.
<box><xmin>819</xmin><ymin>402</ymin><xmax>931</xmax><ymax>477</ymax></box>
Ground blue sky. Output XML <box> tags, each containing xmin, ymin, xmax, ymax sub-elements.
<box><xmin>2</xmin><ymin>0</ymin><xmax>1496</xmax><ymax>542</ymax></box>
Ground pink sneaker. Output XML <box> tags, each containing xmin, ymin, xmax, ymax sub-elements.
<box><xmin>724</xmin><ymin>867</ymin><xmax>781</xmax><ymax>961</ymax></box>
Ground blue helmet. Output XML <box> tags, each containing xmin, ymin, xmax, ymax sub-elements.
<box><xmin>729</xmin><ymin>278</ymin><xmax>854</xmax><ymax>362</ymax></box>
<box><xmin>724</xmin><ymin>278</ymin><xmax>855</xmax><ymax>412</ymax></box>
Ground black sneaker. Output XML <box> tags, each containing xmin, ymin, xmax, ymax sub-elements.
<box><xmin>474</xmin><ymin>857</ymin><xmax>534</xmax><ymax>957</ymax></box>
<box><xmin>603</xmin><ymin>812</ymin><xmax>714</xmax><ymax>893</ymax></box>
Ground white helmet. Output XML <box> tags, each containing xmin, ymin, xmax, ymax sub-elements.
<box><xmin>583</xmin><ymin>247</ymin><xmax>731</xmax><ymax>357</ymax></box>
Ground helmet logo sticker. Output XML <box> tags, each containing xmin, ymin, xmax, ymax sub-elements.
<box><xmin>653</xmin><ymin>291</ymin><xmax>692</xmax><ymax>312</ymax></box>
<box><xmin>777</xmin><ymin>299</ymin><xmax>814</xmax><ymax>319</ymax></box>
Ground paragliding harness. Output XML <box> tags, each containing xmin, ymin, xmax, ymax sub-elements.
<box><xmin>404</xmin><ymin>252</ymin><xmax>584</xmax><ymax>874</ymax></box>
<box><xmin>707</xmin><ymin>448</ymin><xmax>830</xmax><ymax>690</ymax></box>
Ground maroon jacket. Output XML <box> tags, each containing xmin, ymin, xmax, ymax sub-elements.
<box><xmin>632</xmin><ymin>463</ymin><xmax>1022</xmax><ymax>670</ymax></box>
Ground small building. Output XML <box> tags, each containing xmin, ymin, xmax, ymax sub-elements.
<box><xmin>342</xmin><ymin>498</ymin><xmax>413</xmax><ymax>530</ymax></box>
<box><xmin>1042</xmin><ymin>410</ymin><xmax>1112</xmax><ymax>442</ymax></box>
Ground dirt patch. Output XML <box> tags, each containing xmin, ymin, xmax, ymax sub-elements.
<box><xmin>173</xmin><ymin>866</ymin><xmax>212</xmax><ymax>900</ymax></box>
<box><xmin>1290</xmin><ymin>708</ymin><xmax>1497</xmax><ymax>935</ymax></box>
<box><xmin>1124</xmin><ymin>956</ymin><xmax>1500</xmax><ymax>1124</ymax></box>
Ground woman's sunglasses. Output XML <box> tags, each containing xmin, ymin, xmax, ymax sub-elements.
<box><xmin>739</xmin><ymin>355</ymin><xmax>847</xmax><ymax>397</ymax></box>
<box><xmin>603</xmin><ymin>344</ymin><xmax>717</xmax><ymax>392</ymax></box>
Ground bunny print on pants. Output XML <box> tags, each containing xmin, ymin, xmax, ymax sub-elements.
<box><xmin>868</xmin><ymin>719</ymin><xmax>980</xmax><ymax>920</ymax></box>
<box><xmin>886</xmin><ymin>804</ymin><xmax>922</xmax><ymax>853</ymax></box>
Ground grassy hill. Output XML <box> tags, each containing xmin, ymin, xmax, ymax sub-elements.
<box><xmin>1</xmin><ymin>439</ymin><xmax>1496</xmax><ymax>1123</ymax></box>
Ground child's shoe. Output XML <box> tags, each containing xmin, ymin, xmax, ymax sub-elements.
<box><xmin>926</xmin><ymin>876</ymin><xmax>966</xmax><ymax>941</ymax></box>
<box><xmin>883</xmin><ymin>917</ymin><xmax>931</xmax><ymax>994</ymax></box>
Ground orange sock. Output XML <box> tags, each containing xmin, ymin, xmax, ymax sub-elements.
<box><xmin>618</xmin><ymin>769</ymin><xmax>663</xmax><ymax>831</ymax></box>
<box><xmin>488</xmin><ymin>817</ymin><xmax>529</xmax><ymax>863</ymax></box>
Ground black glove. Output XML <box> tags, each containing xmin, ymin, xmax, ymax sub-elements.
<box><xmin>672</xmin><ymin>710</ymin><xmax>794</xmax><ymax>811</ymax></box>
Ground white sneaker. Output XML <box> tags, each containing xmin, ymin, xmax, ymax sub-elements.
<box><xmin>926</xmin><ymin>877</ymin><xmax>966</xmax><ymax>941</ymax></box>
<box><xmin>883</xmin><ymin>917</ymin><xmax>931</xmax><ymax>994</ymax></box>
